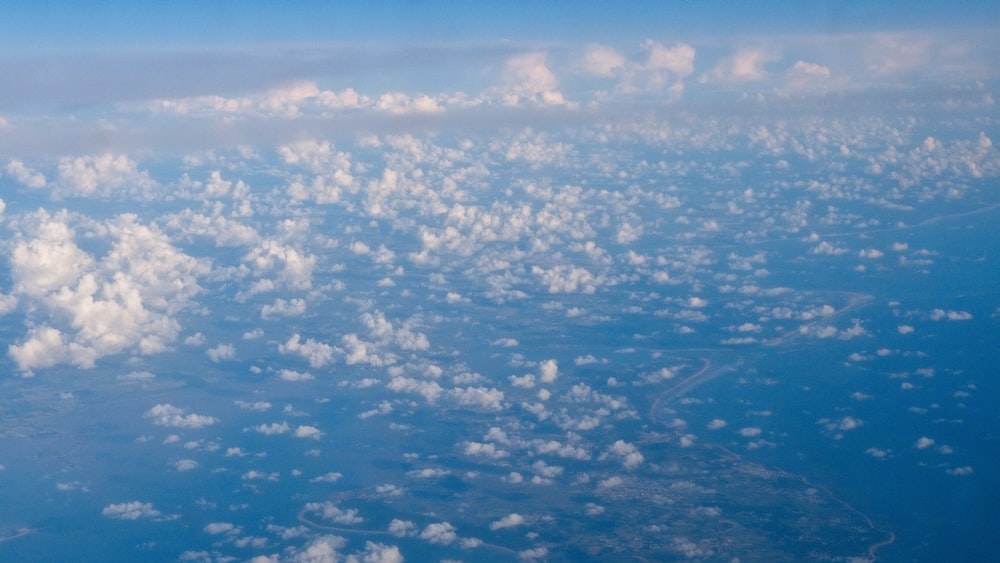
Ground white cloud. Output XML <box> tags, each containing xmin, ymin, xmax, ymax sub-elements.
<box><xmin>57</xmin><ymin>153</ymin><xmax>156</xmax><ymax>197</ymax></box>
<box><xmin>499</xmin><ymin>52</ymin><xmax>566</xmax><ymax>106</ymax></box>
<box><xmin>304</xmin><ymin>501</ymin><xmax>363</xmax><ymax>525</ymax></box>
<box><xmin>419</xmin><ymin>522</ymin><xmax>457</xmax><ymax>545</ymax></box>
<box><xmin>489</xmin><ymin>513</ymin><xmax>525</xmax><ymax>530</ymax></box>
<box><xmin>294</xmin><ymin>425</ymin><xmax>323</xmax><ymax>439</ymax></box>
<box><xmin>702</xmin><ymin>48</ymin><xmax>775</xmax><ymax>83</ymax></box>
<box><xmin>601</xmin><ymin>439</ymin><xmax>644</xmax><ymax>469</ymax></box>
<box><xmin>279</xmin><ymin>334</ymin><xmax>335</xmax><ymax>368</ymax></box>
<box><xmin>102</xmin><ymin>501</ymin><xmax>169</xmax><ymax>520</ymax></box>
<box><xmin>145</xmin><ymin>404</ymin><xmax>217</xmax><ymax>428</ymax></box>
<box><xmin>582</xmin><ymin>45</ymin><xmax>626</xmax><ymax>77</ymax></box>
<box><xmin>310</xmin><ymin>472</ymin><xmax>343</xmax><ymax>483</ymax></box>
<box><xmin>175</xmin><ymin>459</ymin><xmax>199</xmax><ymax>471</ymax></box>
<box><xmin>5</xmin><ymin>159</ymin><xmax>47</xmax><ymax>188</ymax></box>
<box><xmin>539</xmin><ymin>359</ymin><xmax>558</xmax><ymax>383</ymax></box>
<box><xmin>206</xmin><ymin>344</ymin><xmax>236</xmax><ymax>362</ymax></box>
<box><xmin>463</xmin><ymin>441</ymin><xmax>509</xmax><ymax>459</ymax></box>
<box><xmin>707</xmin><ymin>419</ymin><xmax>727</xmax><ymax>430</ymax></box>
<box><xmin>204</xmin><ymin>522</ymin><xmax>236</xmax><ymax>535</ymax></box>
<box><xmin>7</xmin><ymin>211</ymin><xmax>208</xmax><ymax>372</ymax></box>
<box><xmin>915</xmin><ymin>436</ymin><xmax>935</xmax><ymax>449</ymax></box>
<box><xmin>261</xmin><ymin>298</ymin><xmax>307</xmax><ymax>318</ymax></box>
<box><xmin>388</xmin><ymin>519</ymin><xmax>417</xmax><ymax>537</ymax></box>
<box><xmin>930</xmin><ymin>309</ymin><xmax>973</xmax><ymax>321</ymax></box>
<box><xmin>279</xmin><ymin>369</ymin><xmax>314</xmax><ymax>382</ymax></box>
<box><xmin>253</xmin><ymin>422</ymin><xmax>291</xmax><ymax>435</ymax></box>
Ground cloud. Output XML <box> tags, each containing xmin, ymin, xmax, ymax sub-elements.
<box><xmin>206</xmin><ymin>344</ymin><xmax>236</xmax><ymax>362</ymax></box>
<box><xmin>582</xmin><ymin>45</ymin><xmax>626</xmax><ymax>77</ymax></box>
<box><xmin>498</xmin><ymin>52</ymin><xmax>566</xmax><ymax>106</ymax></box>
<box><xmin>702</xmin><ymin>47</ymin><xmax>776</xmax><ymax>83</ymax></box>
<box><xmin>5</xmin><ymin>159</ymin><xmax>47</xmax><ymax>188</ymax></box>
<box><xmin>294</xmin><ymin>425</ymin><xmax>323</xmax><ymax>439</ymax></box>
<box><xmin>279</xmin><ymin>334</ymin><xmax>335</xmax><ymax>368</ymax></box>
<box><xmin>261</xmin><ymin>297</ymin><xmax>307</xmax><ymax>318</ymax></box>
<box><xmin>388</xmin><ymin>519</ymin><xmax>417</xmax><ymax>537</ymax></box>
<box><xmin>915</xmin><ymin>436</ymin><xmax>935</xmax><ymax>449</ymax></box>
<box><xmin>930</xmin><ymin>309</ymin><xmax>972</xmax><ymax>321</ymax></box>
<box><xmin>707</xmin><ymin>419</ymin><xmax>727</xmax><ymax>430</ymax></box>
<box><xmin>419</xmin><ymin>522</ymin><xmax>457</xmax><ymax>545</ymax></box>
<box><xmin>7</xmin><ymin>211</ymin><xmax>208</xmax><ymax>373</ymax></box>
<box><xmin>601</xmin><ymin>439</ymin><xmax>644</xmax><ymax>469</ymax></box>
<box><xmin>145</xmin><ymin>404</ymin><xmax>218</xmax><ymax>428</ymax></box>
<box><xmin>310</xmin><ymin>472</ymin><xmax>343</xmax><ymax>483</ymax></box>
<box><xmin>204</xmin><ymin>522</ymin><xmax>237</xmax><ymax>535</ymax></box>
<box><xmin>303</xmin><ymin>501</ymin><xmax>363</xmax><ymax>525</ymax></box>
<box><xmin>489</xmin><ymin>513</ymin><xmax>525</xmax><ymax>530</ymax></box>
<box><xmin>102</xmin><ymin>501</ymin><xmax>171</xmax><ymax>521</ymax></box>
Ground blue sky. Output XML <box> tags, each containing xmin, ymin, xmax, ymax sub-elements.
<box><xmin>2</xmin><ymin>1</ymin><xmax>998</xmax><ymax>49</ymax></box>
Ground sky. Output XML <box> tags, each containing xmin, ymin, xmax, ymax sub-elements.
<box><xmin>1</xmin><ymin>1</ymin><xmax>996</xmax><ymax>157</ymax></box>
<box><xmin>0</xmin><ymin>2</ymin><xmax>998</xmax><ymax>562</ymax></box>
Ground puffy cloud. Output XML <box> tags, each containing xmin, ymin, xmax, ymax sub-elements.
<box><xmin>7</xmin><ymin>211</ymin><xmax>208</xmax><ymax>372</ymax></box>
<box><xmin>419</xmin><ymin>522</ymin><xmax>457</xmax><ymax>545</ymax></box>
<box><xmin>499</xmin><ymin>52</ymin><xmax>566</xmax><ymax>106</ymax></box>
<box><xmin>463</xmin><ymin>441</ymin><xmax>509</xmax><ymax>459</ymax></box>
<box><xmin>376</xmin><ymin>92</ymin><xmax>444</xmax><ymax>115</ymax></box>
<box><xmin>279</xmin><ymin>369</ymin><xmax>314</xmax><ymax>382</ymax></box>
<box><xmin>101</xmin><ymin>501</ymin><xmax>168</xmax><ymax>520</ymax></box>
<box><xmin>702</xmin><ymin>48</ymin><xmax>775</xmax><ymax>83</ymax></box>
<box><xmin>382</xmin><ymin>519</ymin><xmax>416</xmax><ymax>540</ymax></box>
<box><xmin>789</xmin><ymin>60</ymin><xmax>831</xmax><ymax>78</ymax></box>
<box><xmin>204</xmin><ymin>522</ymin><xmax>237</xmax><ymax>535</ymax></box>
<box><xmin>450</xmin><ymin>386</ymin><xmax>505</xmax><ymax>411</ymax></box>
<box><xmin>5</xmin><ymin>159</ymin><xmax>47</xmax><ymax>188</ymax></box>
<box><xmin>582</xmin><ymin>45</ymin><xmax>626</xmax><ymax>77</ymax></box>
<box><xmin>930</xmin><ymin>309</ymin><xmax>973</xmax><ymax>321</ymax></box>
<box><xmin>291</xmin><ymin>534</ymin><xmax>347</xmax><ymax>563</ymax></box>
<box><xmin>310</xmin><ymin>472</ymin><xmax>343</xmax><ymax>483</ymax></box>
<box><xmin>538</xmin><ymin>359</ymin><xmax>558</xmax><ymax>383</ymax></box>
<box><xmin>601</xmin><ymin>439</ymin><xmax>644</xmax><ymax>469</ymax></box>
<box><xmin>304</xmin><ymin>501</ymin><xmax>363</xmax><ymax>525</ymax></box>
<box><xmin>206</xmin><ymin>344</ymin><xmax>236</xmax><ymax>362</ymax></box>
<box><xmin>294</xmin><ymin>425</ymin><xmax>323</xmax><ymax>439</ymax></box>
<box><xmin>261</xmin><ymin>298</ymin><xmax>307</xmax><ymax>318</ymax></box>
<box><xmin>915</xmin><ymin>436</ymin><xmax>935</xmax><ymax>449</ymax></box>
<box><xmin>57</xmin><ymin>153</ymin><xmax>156</xmax><ymax>198</ymax></box>
<box><xmin>279</xmin><ymin>334</ymin><xmax>335</xmax><ymax>368</ymax></box>
<box><xmin>175</xmin><ymin>459</ymin><xmax>199</xmax><ymax>471</ymax></box>
<box><xmin>145</xmin><ymin>404</ymin><xmax>218</xmax><ymax>428</ymax></box>
<box><xmin>489</xmin><ymin>513</ymin><xmax>525</xmax><ymax>530</ymax></box>
<box><xmin>253</xmin><ymin>422</ymin><xmax>291</xmax><ymax>435</ymax></box>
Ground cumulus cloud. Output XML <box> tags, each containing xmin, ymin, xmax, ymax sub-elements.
<box><xmin>701</xmin><ymin>47</ymin><xmax>775</xmax><ymax>83</ymax></box>
<box><xmin>489</xmin><ymin>513</ymin><xmax>525</xmax><ymax>530</ymax></box>
<box><xmin>499</xmin><ymin>52</ymin><xmax>566</xmax><ymax>106</ymax></box>
<box><xmin>294</xmin><ymin>425</ymin><xmax>323</xmax><ymax>439</ymax></box>
<box><xmin>279</xmin><ymin>334</ymin><xmax>335</xmax><ymax>368</ymax></box>
<box><xmin>145</xmin><ymin>404</ymin><xmax>218</xmax><ymax>428</ymax></box>
<box><xmin>419</xmin><ymin>522</ymin><xmax>457</xmax><ymax>545</ymax></box>
<box><xmin>56</xmin><ymin>153</ymin><xmax>157</xmax><ymax>198</ymax></box>
<box><xmin>601</xmin><ymin>439</ymin><xmax>644</xmax><ymax>469</ymax></box>
<box><xmin>7</xmin><ymin>211</ymin><xmax>208</xmax><ymax>373</ymax></box>
<box><xmin>102</xmin><ymin>501</ymin><xmax>172</xmax><ymax>521</ymax></box>
<box><xmin>303</xmin><ymin>501</ymin><xmax>363</xmax><ymax>525</ymax></box>
<box><xmin>5</xmin><ymin>159</ymin><xmax>47</xmax><ymax>188</ymax></box>
<box><xmin>582</xmin><ymin>44</ymin><xmax>626</xmax><ymax>77</ymax></box>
